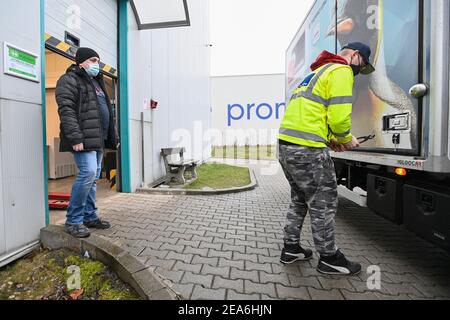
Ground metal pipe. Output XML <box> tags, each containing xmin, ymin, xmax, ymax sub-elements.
<box><xmin>335</xmin><ymin>0</ymin><xmax>338</xmax><ymax>54</ymax></box>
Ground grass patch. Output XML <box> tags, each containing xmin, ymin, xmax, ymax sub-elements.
<box><xmin>185</xmin><ymin>163</ymin><xmax>251</xmax><ymax>190</ymax></box>
<box><xmin>212</xmin><ymin>145</ymin><xmax>277</xmax><ymax>161</ymax></box>
<box><xmin>0</xmin><ymin>248</ymin><xmax>141</xmax><ymax>300</ymax></box>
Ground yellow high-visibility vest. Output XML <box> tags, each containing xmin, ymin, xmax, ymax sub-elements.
<box><xmin>279</xmin><ymin>63</ymin><xmax>354</xmax><ymax>148</ymax></box>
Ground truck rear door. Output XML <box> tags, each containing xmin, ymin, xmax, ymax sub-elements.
<box><xmin>335</xmin><ymin>0</ymin><xmax>423</xmax><ymax>156</ymax></box>
<box><xmin>286</xmin><ymin>0</ymin><xmax>424</xmax><ymax>156</ymax></box>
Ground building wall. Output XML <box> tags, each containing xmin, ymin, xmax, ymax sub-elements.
<box><xmin>0</xmin><ymin>0</ymin><xmax>45</xmax><ymax>263</ymax></box>
<box><xmin>45</xmin><ymin>0</ymin><xmax>118</xmax><ymax>69</ymax></box>
<box><xmin>211</xmin><ymin>74</ymin><xmax>285</xmax><ymax>146</ymax></box>
<box><xmin>127</xmin><ymin>0</ymin><xmax>212</xmax><ymax>190</ymax></box>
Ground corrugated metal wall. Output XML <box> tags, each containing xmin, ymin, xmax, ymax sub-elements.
<box><xmin>45</xmin><ymin>0</ymin><xmax>118</xmax><ymax>69</ymax></box>
<box><xmin>0</xmin><ymin>0</ymin><xmax>45</xmax><ymax>265</ymax></box>
<box><xmin>128</xmin><ymin>0</ymin><xmax>212</xmax><ymax>190</ymax></box>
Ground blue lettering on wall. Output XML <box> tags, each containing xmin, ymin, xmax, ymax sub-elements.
<box><xmin>227</xmin><ymin>102</ymin><xmax>286</xmax><ymax>126</ymax></box>
<box><xmin>228</xmin><ymin>104</ymin><xmax>245</xmax><ymax>126</ymax></box>
<box><xmin>276</xmin><ymin>103</ymin><xmax>286</xmax><ymax>119</ymax></box>
<box><xmin>247</xmin><ymin>104</ymin><xmax>255</xmax><ymax>120</ymax></box>
<box><xmin>256</xmin><ymin>103</ymin><xmax>273</xmax><ymax>120</ymax></box>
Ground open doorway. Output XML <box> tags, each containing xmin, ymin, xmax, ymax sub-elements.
<box><xmin>45</xmin><ymin>49</ymin><xmax>119</xmax><ymax>225</ymax></box>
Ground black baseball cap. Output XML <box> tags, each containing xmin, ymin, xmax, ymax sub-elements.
<box><xmin>342</xmin><ymin>42</ymin><xmax>375</xmax><ymax>75</ymax></box>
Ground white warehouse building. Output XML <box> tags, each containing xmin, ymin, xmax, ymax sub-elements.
<box><xmin>0</xmin><ymin>0</ymin><xmax>211</xmax><ymax>266</ymax></box>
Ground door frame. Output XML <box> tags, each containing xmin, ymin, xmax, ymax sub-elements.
<box><xmin>118</xmin><ymin>0</ymin><xmax>131</xmax><ymax>193</ymax></box>
<box><xmin>40</xmin><ymin>0</ymin><xmax>49</xmax><ymax>225</ymax></box>
<box><xmin>40</xmin><ymin>0</ymin><xmax>131</xmax><ymax>225</ymax></box>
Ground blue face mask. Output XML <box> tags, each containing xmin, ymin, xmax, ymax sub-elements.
<box><xmin>85</xmin><ymin>63</ymin><xmax>100</xmax><ymax>77</ymax></box>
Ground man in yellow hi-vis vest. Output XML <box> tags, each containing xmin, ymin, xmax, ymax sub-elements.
<box><xmin>278</xmin><ymin>42</ymin><xmax>375</xmax><ymax>276</ymax></box>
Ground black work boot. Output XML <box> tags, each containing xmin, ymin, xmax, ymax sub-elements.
<box><xmin>84</xmin><ymin>219</ymin><xmax>111</xmax><ymax>230</ymax></box>
<box><xmin>280</xmin><ymin>244</ymin><xmax>313</xmax><ymax>265</ymax></box>
<box><xmin>317</xmin><ymin>250</ymin><xmax>362</xmax><ymax>276</ymax></box>
<box><xmin>65</xmin><ymin>224</ymin><xmax>91</xmax><ymax>238</ymax></box>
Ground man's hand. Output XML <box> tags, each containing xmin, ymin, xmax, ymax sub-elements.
<box><xmin>72</xmin><ymin>143</ymin><xmax>84</xmax><ymax>152</ymax></box>
<box><xmin>329</xmin><ymin>139</ymin><xmax>346</xmax><ymax>153</ymax></box>
<box><xmin>343</xmin><ymin>136</ymin><xmax>360</xmax><ymax>151</ymax></box>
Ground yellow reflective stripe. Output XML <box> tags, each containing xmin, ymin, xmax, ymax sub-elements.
<box><xmin>307</xmin><ymin>64</ymin><xmax>335</xmax><ymax>91</ymax></box>
<box><xmin>279</xmin><ymin>128</ymin><xmax>328</xmax><ymax>144</ymax></box>
<box><xmin>291</xmin><ymin>91</ymin><xmax>328</xmax><ymax>105</ymax></box>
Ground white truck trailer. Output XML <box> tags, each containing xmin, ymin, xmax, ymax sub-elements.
<box><xmin>286</xmin><ymin>0</ymin><xmax>450</xmax><ymax>249</ymax></box>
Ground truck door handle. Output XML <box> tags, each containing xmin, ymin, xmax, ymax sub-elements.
<box><xmin>409</xmin><ymin>83</ymin><xmax>428</xmax><ymax>99</ymax></box>
<box><xmin>375</xmin><ymin>179</ymin><xmax>387</xmax><ymax>195</ymax></box>
<box><xmin>419</xmin><ymin>192</ymin><xmax>435</xmax><ymax>216</ymax></box>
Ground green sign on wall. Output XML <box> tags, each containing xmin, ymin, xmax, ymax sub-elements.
<box><xmin>3</xmin><ymin>42</ymin><xmax>39</xmax><ymax>82</ymax></box>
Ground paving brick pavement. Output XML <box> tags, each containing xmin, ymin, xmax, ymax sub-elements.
<box><xmin>93</xmin><ymin>160</ymin><xmax>450</xmax><ymax>300</ymax></box>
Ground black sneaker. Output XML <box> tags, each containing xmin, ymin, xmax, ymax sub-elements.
<box><xmin>280</xmin><ymin>245</ymin><xmax>313</xmax><ymax>265</ymax></box>
<box><xmin>317</xmin><ymin>250</ymin><xmax>361</xmax><ymax>276</ymax></box>
<box><xmin>84</xmin><ymin>219</ymin><xmax>111</xmax><ymax>230</ymax></box>
<box><xmin>65</xmin><ymin>224</ymin><xmax>91</xmax><ymax>238</ymax></box>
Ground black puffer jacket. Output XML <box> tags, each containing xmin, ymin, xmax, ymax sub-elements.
<box><xmin>56</xmin><ymin>65</ymin><xmax>118</xmax><ymax>152</ymax></box>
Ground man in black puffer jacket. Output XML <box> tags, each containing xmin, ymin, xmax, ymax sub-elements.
<box><xmin>56</xmin><ymin>47</ymin><xmax>118</xmax><ymax>238</ymax></box>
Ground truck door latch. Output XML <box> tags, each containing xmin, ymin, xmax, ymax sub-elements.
<box><xmin>383</xmin><ymin>113</ymin><xmax>410</xmax><ymax>132</ymax></box>
<box><xmin>409</xmin><ymin>83</ymin><xmax>428</xmax><ymax>99</ymax></box>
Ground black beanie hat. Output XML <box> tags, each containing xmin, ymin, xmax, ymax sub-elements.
<box><xmin>75</xmin><ymin>47</ymin><xmax>100</xmax><ymax>65</ymax></box>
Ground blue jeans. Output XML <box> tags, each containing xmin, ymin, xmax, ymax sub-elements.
<box><xmin>66</xmin><ymin>150</ymin><xmax>103</xmax><ymax>225</ymax></box>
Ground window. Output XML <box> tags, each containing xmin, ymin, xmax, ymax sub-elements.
<box><xmin>130</xmin><ymin>0</ymin><xmax>190</xmax><ymax>30</ymax></box>
<box><xmin>64</xmin><ymin>32</ymin><xmax>80</xmax><ymax>47</ymax></box>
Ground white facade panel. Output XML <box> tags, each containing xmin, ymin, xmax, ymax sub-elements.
<box><xmin>0</xmin><ymin>133</ymin><xmax>4</xmax><ymax>254</ymax></box>
<box><xmin>0</xmin><ymin>0</ymin><xmax>45</xmax><ymax>265</ymax></box>
<box><xmin>127</xmin><ymin>0</ymin><xmax>211</xmax><ymax>191</ymax></box>
<box><xmin>1</xmin><ymin>100</ymin><xmax>46</xmax><ymax>251</ymax></box>
<box><xmin>45</xmin><ymin>0</ymin><xmax>118</xmax><ymax>69</ymax></box>
<box><xmin>127</xmin><ymin>6</ymin><xmax>153</xmax><ymax>188</ymax></box>
<box><xmin>211</xmin><ymin>74</ymin><xmax>286</xmax><ymax>146</ymax></box>
<box><xmin>0</xmin><ymin>0</ymin><xmax>42</xmax><ymax>105</ymax></box>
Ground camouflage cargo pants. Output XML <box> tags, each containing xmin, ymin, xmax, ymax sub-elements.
<box><xmin>279</xmin><ymin>144</ymin><xmax>338</xmax><ymax>256</ymax></box>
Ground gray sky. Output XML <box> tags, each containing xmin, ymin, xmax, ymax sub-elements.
<box><xmin>210</xmin><ymin>0</ymin><xmax>315</xmax><ymax>76</ymax></box>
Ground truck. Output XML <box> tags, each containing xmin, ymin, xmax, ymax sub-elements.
<box><xmin>285</xmin><ymin>0</ymin><xmax>450</xmax><ymax>250</ymax></box>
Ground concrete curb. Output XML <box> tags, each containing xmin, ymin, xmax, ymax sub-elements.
<box><xmin>40</xmin><ymin>225</ymin><xmax>180</xmax><ymax>300</ymax></box>
<box><xmin>136</xmin><ymin>168</ymin><xmax>258</xmax><ymax>196</ymax></box>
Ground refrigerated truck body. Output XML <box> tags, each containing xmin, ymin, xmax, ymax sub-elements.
<box><xmin>285</xmin><ymin>0</ymin><xmax>450</xmax><ymax>249</ymax></box>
